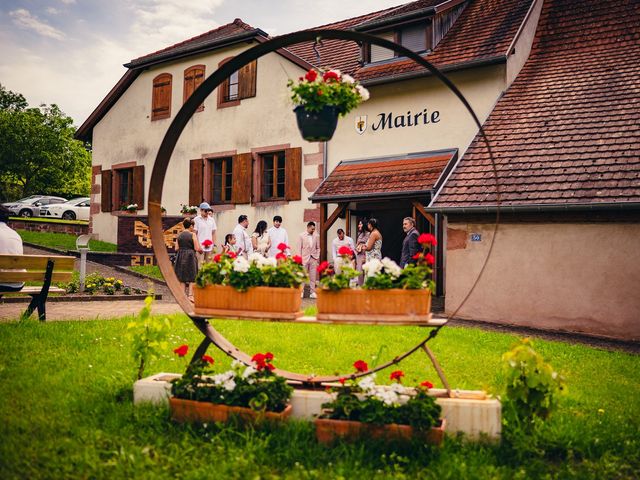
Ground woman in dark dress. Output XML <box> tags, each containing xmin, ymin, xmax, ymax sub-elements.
<box><xmin>174</xmin><ymin>218</ymin><xmax>202</xmax><ymax>300</ymax></box>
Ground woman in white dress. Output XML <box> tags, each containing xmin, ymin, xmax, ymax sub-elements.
<box><xmin>251</xmin><ymin>220</ymin><xmax>271</xmax><ymax>257</ymax></box>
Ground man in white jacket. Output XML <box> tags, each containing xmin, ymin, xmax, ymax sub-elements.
<box><xmin>267</xmin><ymin>215</ymin><xmax>289</xmax><ymax>257</ymax></box>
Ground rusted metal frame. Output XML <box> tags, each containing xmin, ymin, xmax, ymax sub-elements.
<box><xmin>149</xmin><ymin>28</ymin><xmax>488</xmax><ymax>385</ymax></box>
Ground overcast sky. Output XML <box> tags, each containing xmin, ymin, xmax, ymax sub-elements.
<box><xmin>0</xmin><ymin>0</ymin><xmax>404</xmax><ymax>126</ymax></box>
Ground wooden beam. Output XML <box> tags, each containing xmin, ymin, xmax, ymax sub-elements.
<box><xmin>320</xmin><ymin>203</ymin><xmax>328</xmax><ymax>262</ymax></box>
<box><xmin>412</xmin><ymin>201</ymin><xmax>435</xmax><ymax>226</ymax></box>
<box><xmin>322</xmin><ymin>203</ymin><xmax>347</xmax><ymax>233</ymax></box>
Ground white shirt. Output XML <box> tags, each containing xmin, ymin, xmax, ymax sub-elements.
<box><xmin>0</xmin><ymin>222</ymin><xmax>24</xmax><ymax>288</ymax></box>
<box><xmin>193</xmin><ymin>215</ymin><xmax>217</xmax><ymax>252</ymax></box>
<box><xmin>233</xmin><ymin>223</ymin><xmax>253</xmax><ymax>255</ymax></box>
<box><xmin>267</xmin><ymin>226</ymin><xmax>289</xmax><ymax>257</ymax></box>
<box><xmin>331</xmin><ymin>235</ymin><xmax>355</xmax><ymax>261</ymax></box>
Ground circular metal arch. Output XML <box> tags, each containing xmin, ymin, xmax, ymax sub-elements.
<box><xmin>149</xmin><ymin>29</ymin><xmax>498</xmax><ymax>384</ymax></box>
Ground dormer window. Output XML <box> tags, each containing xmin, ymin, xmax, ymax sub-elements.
<box><xmin>365</xmin><ymin>22</ymin><xmax>432</xmax><ymax>64</ymax></box>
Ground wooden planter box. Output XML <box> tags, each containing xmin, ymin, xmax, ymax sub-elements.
<box><xmin>193</xmin><ymin>284</ymin><xmax>303</xmax><ymax>320</ymax></box>
<box><xmin>170</xmin><ymin>397</ymin><xmax>292</xmax><ymax>424</ymax></box>
<box><xmin>316</xmin><ymin>289</ymin><xmax>432</xmax><ymax>323</ymax></box>
<box><xmin>315</xmin><ymin>418</ymin><xmax>445</xmax><ymax>445</ymax></box>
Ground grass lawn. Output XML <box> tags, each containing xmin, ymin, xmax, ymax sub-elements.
<box><xmin>17</xmin><ymin>229</ymin><xmax>117</xmax><ymax>252</ymax></box>
<box><xmin>129</xmin><ymin>265</ymin><xmax>164</xmax><ymax>280</ymax></box>
<box><xmin>0</xmin><ymin>312</ymin><xmax>638</xmax><ymax>479</ymax></box>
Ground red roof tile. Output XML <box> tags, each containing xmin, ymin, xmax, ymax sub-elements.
<box><xmin>431</xmin><ymin>0</ymin><xmax>640</xmax><ymax>208</ymax></box>
<box><xmin>311</xmin><ymin>151</ymin><xmax>456</xmax><ymax>201</ymax></box>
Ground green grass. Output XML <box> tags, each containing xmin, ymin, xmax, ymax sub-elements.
<box><xmin>17</xmin><ymin>230</ymin><xmax>117</xmax><ymax>252</ymax></box>
<box><xmin>0</xmin><ymin>312</ymin><xmax>638</xmax><ymax>479</ymax></box>
<box><xmin>10</xmin><ymin>216</ymin><xmax>88</xmax><ymax>225</ymax></box>
<box><xmin>129</xmin><ymin>265</ymin><xmax>164</xmax><ymax>280</ymax></box>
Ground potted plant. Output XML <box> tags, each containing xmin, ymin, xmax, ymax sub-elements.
<box><xmin>315</xmin><ymin>360</ymin><xmax>445</xmax><ymax>444</ymax></box>
<box><xmin>288</xmin><ymin>69</ymin><xmax>370</xmax><ymax>141</ymax></box>
<box><xmin>316</xmin><ymin>234</ymin><xmax>437</xmax><ymax>323</ymax></box>
<box><xmin>121</xmin><ymin>203</ymin><xmax>138</xmax><ymax>214</ymax></box>
<box><xmin>193</xmin><ymin>243</ymin><xmax>308</xmax><ymax>319</ymax></box>
<box><xmin>180</xmin><ymin>204</ymin><xmax>198</xmax><ymax>216</ymax></box>
<box><xmin>170</xmin><ymin>348</ymin><xmax>293</xmax><ymax>424</ymax></box>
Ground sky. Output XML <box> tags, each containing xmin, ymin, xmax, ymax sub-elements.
<box><xmin>0</xmin><ymin>0</ymin><xmax>405</xmax><ymax>127</ymax></box>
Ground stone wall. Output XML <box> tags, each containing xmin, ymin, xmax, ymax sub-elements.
<box><xmin>10</xmin><ymin>219</ymin><xmax>89</xmax><ymax>235</ymax></box>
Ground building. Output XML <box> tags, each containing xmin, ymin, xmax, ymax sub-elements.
<box><xmin>76</xmin><ymin>0</ymin><xmax>640</xmax><ymax>339</ymax></box>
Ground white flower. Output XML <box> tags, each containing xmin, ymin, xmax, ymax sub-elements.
<box><xmin>223</xmin><ymin>379</ymin><xmax>236</xmax><ymax>391</ymax></box>
<box><xmin>248</xmin><ymin>252</ymin><xmax>263</xmax><ymax>264</ymax></box>
<box><xmin>356</xmin><ymin>85</ymin><xmax>370</xmax><ymax>101</ymax></box>
<box><xmin>389</xmin><ymin>382</ymin><xmax>408</xmax><ymax>394</ymax></box>
<box><xmin>357</xmin><ymin>374</ymin><xmax>377</xmax><ymax>392</ymax></box>
<box><xmin>382</xmin><ymin>257</ymin><xmax>402</xmax><ymax>278</ymax></box>
<box><xmin>258</xmin><ymin>256</ymin><xmax>277</xmax><ymax>268</ymax></box>
<box><xmin>232</xmin><ymin>256</ymin><xmax>250</xmax><ymax>273</ymax></box>
<box><xmin>342</xmin><ymin>74</ymin><xmax>355</xmax><ymax>84</ymax></box>
<box><xmin>362</xmin><ymin>258</ymin><xmax>383</xmax><ymax>277</ymax></box>
<box><xmin>242</xmin><ymin>366</ymin><xmax>257</xmax><ymax>378</ymax></box>
<box><xmin>212</xmin><ymin>370</ymin><xmax>235</xmax><ymax>386</ymax></box>
<box><xmin>374</xmin><ymin>389</ymin><xmax>399</xmax><ymax>406</ymax></box>
<box><xmin>231</xmin><ymin>360</ymin><xmax>243</xmax><ymax>369</ymax></box>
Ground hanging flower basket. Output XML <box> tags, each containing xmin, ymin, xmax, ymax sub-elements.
<box><xmin>294</xmin><ymin>105</ymin><xmax>340</xmax><ymax>142</ymax></box>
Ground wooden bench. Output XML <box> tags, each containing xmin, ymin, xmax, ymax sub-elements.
<box><xmin>0</xmin><ymin>254</ymin><xmax>75</xmax><ymax>321</ymax></box>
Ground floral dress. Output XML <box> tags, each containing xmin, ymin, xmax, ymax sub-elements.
<box><xmin>366</xmin><ymin>238</ymin><xmax>383</xmax><ymax>262</ymax></box>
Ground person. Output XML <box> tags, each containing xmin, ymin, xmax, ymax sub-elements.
<box><xmin>298</xmin><ymin>221</ymin><xmax>320</xmax><ymax>299</ymax></box>
<box><xmin>251</xmin><ymin>220</ymin><xmax>271</xmax><ymax>257</ymax></box>
<box><xmin>364</xmin><ymin>218</ymin><xmax>383</xmax><ymax>262</ymax></box>
<box><xmin>267</xmin><ymin>215</ymin><xmax>289</xmax><ymax>257</ymax></box>
<box><xmin>193</xmin><ymin>202</ymin><xmax>217</xmax><ymax>266</ymax></box>
<box><xmin>400</xmin><ymin>217</ymin><xmax>420</xmax><ymax>268</ymax></box>
<box><xmin>0</xmin><ymin>205</ymin><xmax>25</xmax><ymax>293</ymax></box>
<box><xmin>223</xmin><ymin>234</ymin><xmax>239</xmax><ymax>254</ymax></box>
<box><xmin>232</xmin><ymin>215</ymin><xmax>252</xmax><ymax>257</ymax></box>
<box><xmin>354</xmin><ymin>219</ymin><xmax>370</xmax><ymax>286</ymax></box>
<box><xmin>173</xmin><ymin>217</ymin><xmax>202</xmax><ymax>300</ymax></box>
<box><xmin>331</xmin><ymin>228</ymin><xmax>355</xmax><ymax>274</ymax></box>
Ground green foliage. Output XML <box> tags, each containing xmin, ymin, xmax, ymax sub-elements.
<box><xmin>502</xmin><ymin>338</ymin><xmax>566</xmax><ymax>431</ymax></box>
<box><xmin>318</xmin><ymin>260</ymin><xmax>359</xmax><ymax>291</ymax></box>
<box><xmin>0</xmin><ymin>84</ymin><xmax>91</xmax><ymax>202</ymax></box>
<box><xmin>362</xmin><ymin>257</ymin><xmax>436</xmax><ymax>292</ymax></box>
<box><xmin>126</xmin><ymin>296</ymin><xmax>173</xmax><ymax>380</ymax></box>
<box><xmin>172</xmin><ymin>354</ymin><xmax>293</xmax><ymax>413</ymax></box>
<box><xmin>61</xmin><ymin>271</ymin><xmax>131</xmax><ymax>295</ymax></box>
<box><xmin>17</xmin><ymin>229</ymin><xmax>117</xmax><ymax>252</ymax></box>
<box><xmin>287</xmin><ymin>69</ymin><xmax>369</xmax><ymax>117</ymax></box>
<box><xmin>129</xmin><ymin>265</ymin><xmax>164</xmax><ymax>280</ymax></box>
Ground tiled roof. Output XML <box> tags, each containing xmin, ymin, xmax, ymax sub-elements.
<box><xmin>431</xmin><ymin>0</ymin><xmax>640</xmax><ymax>208</ymax></box>
<box><xmin>311</xmin><ymin>151</ymin><xmax>456</xmax><ymax>201</ymax></box>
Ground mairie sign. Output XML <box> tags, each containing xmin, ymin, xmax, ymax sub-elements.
<box><xmin>355</xmin><ymin>108</ymin><xmax>441</xmax><ymax>134</ymax></box>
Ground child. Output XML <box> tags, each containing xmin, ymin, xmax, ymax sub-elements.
<box><xmin>223</xmin><ymin>233</ymin><xmax>240</xmax><ymax>254</ymax></box>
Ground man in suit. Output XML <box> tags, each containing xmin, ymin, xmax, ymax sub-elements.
<box><xmin>400</xmin><ymin>217</ymin><xmax>420</xmax><ymax>268</ymax></box>
<box><xmin>298</xmin><ymin>221</ymin><xmax>320</xmax><ymax>298</ymax></box>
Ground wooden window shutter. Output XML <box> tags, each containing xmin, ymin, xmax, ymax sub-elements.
<box><xmin>133</xmin><ymin>165</ymin><xmax>145</xmax><ymax>208</ymax></box>
<box><xmin>184</xmin><ymin>65</ymin><xmax>205</xmax><ymax>111</ymax></box>
<box><xmin>238</xmin><ymin>60</ymin><xmax>257</xmax><ymax>99</ymax></box>
<box><xmin>152</xmin><ymin>73</ymin><xmax>172</xmax><ymax>120</ymax></box>
<box><xmin>232</xmin><ymin>153</ymin><xmax>252</xmax><ymax>204</ymax></box>
<box><xmin>284</xmin><ymin>147</ymin><xmax>302</xmax><ymax>201</ymax></box>
<box><xmin>101</xmin><ymin>169</ymin><xmax>112</xmax><ymax>212</ymax></box>
<box><xmin>189</xmin><ymin>159</ymin><xmax>204</xmax><ymax>206</ymax></box>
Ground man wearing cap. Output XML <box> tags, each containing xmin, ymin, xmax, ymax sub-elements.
<box><xmin>193</xmin><ymin>202</ymin><xmax>217</xmax><ymax>265</ymax></box>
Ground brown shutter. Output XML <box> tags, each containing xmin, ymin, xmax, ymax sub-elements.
<box><xmin>101</xmin><ymin>169</ymin><xmax>112</xmax><ymax>212</ymax></box>
<box><xmin>238</xmin><ymin>60</ymin><xmax>257</xmax><ymax>99</ymax></box>
<box><xmin>232</xmin><ymin>153</ymin><xmax>252</xmax><ymax>204</ymax></box>
<box><xmin>285</xmin><ymin>147</ymin><xmax>302</xmax><ymax>201</ymax></box>
<box><xmin>189</xmin><ymin>159</ymin><xmax>204</xmax><ymax>206</ymax></box>
<box><xmin>133</xmin><ymin>165</ymin><xmax>145</xmax><ymax>208</ymax></box>
<box><xmin>184</xmin><ymin>65</ymin><xmax>205</xmax><ymax>111</ymax></box>
<box><xmin>152</xmin><ymin>73</ymin><xmax>172</xmax><ymax>120</ymax></box>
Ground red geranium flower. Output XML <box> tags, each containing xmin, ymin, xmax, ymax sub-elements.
<box><xmin>202</xmin><ymin>239</ymin><xmax>213</xmax><ymax>247</ymax></box>
<box><xmin>323</xmin><ymin>70</ymin><xmax>340</xmax><ymax>82</ymax></box>
<box><xmin>265</xmin><ymin>352</ymin><xmax>274</xmax><ymax>361</ymax></box>
<box><xmin>277</xmin><ymin>242</ymin><xmax>289</xmax><ymax>252</ymax></box>
<box><xmin>213</xmin><ymin>253</ymin><xmax>222</xmax><ymax>263</ymax></box>
<box><xmin>338</xmin><ymin>245</ymin><xmax>353</xmax><ymax>256</ymax></box>
<box><xmin>418</xmin><ymin>233</ymin><xmax>437</xmax><ymax>246</ymax></box>
<box><xmin>317</xmin><ymin>260</ymin><xmax>330</xmax><ymax>274</ymax></box>
<box><xmin>292</xmin><ymin>255</ymin><xmax>303</xmax><ymax>265</ymax></box>
<box><xmin>252</xmin><ymin>353</ymin><xmax>265</xmax><ymax>364</ymax></box>
<box><xmin>228</xmin><ymin>251</ymin><xmax>237</xmax><ymax>259</ymax></box>
<box><xmin>317</xmin><ymin>89</ymin><xmax>323</xmax><ymax>96</ymax></box>
<box><xmin>353</xmin><ymin>360</ymin><xmax>368</xmax><ymax>372</ymax></box>
<box><xmin>265</xmin><ymin>363</ymin><xmax>275</xmax><ymax>371</ymax></box>
<box><xmin>339</xmin><ymin>377</ymin><xmax>346</xmax><ymax>385</ymax></box>
<box><xmin>173</xmin><ymin>344</ymin><xmax>189</xmax><ymax>357</ymax></box>
<box><xmin>390</xmin><ymin>370</ymin><xmax>404</xmax><ymax>382</ymax></box>
<box><xmin>304</xmin><ymin>69</ymin><xmax>318</xmax><ymax>82</ymax></box>
<box><xmin>425</xmin><ymin>253</ymin><xmax>435</xmax><ymax>265</ymax></box>
<box><xmin>276</xmin><ymin>252</ymin><xmax>287</xmax><ymax>261</ymax></box>
<box><xmin>202</xmin><ymin>355</ymin><xmax>214</xmax><ymax>365</ymax></box>
<box><xmin>412</xmin><ymin>252</ymin><xmax>422</xmax><ymax>261</ymax></box>
<box><xmin>420</xmin><ymin>380</ymin><xmax>434</xmax><ymax>389</ymax></box>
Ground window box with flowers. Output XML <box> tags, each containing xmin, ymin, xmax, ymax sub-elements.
<box><xmin>288</xmin><ymin>69</ymin><xmax>370</xmax><ymax>142</ymax></box>
<box><xmin>170</xmin><ymin>348</ymin><xmax>293</xmax><ymax>424</ymax></box>
<box><xmin>193</xmin><ymin>243</ymin><xmax>308</xmax><ymax>320</ymax></box>
<box><xmin>315</xmin><ymin>360</ymin><xmax>445</xmax><ymax>445</ymax></box>
<box><xmin>120</xmin><ymin>203</ymin><xmax>139</xmax><ymax>214</ymax></box>
<box><xmin>180</xmin><ymin>204</ymin><xmax>198</xmax><ymax>216</ymax></box>
<box><xmin>316</xmin><ymin>235</ymin><xmax>437</xmax><ymax>323</ymax></box>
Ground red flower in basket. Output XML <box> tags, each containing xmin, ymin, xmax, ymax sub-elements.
<box><xmin>353</xmin><ymin>360</ymin><xmax>368</xmax><ymax>372</ymax></box>
<box><xmin>420</xmin><ymin>380</ymin><xmax>434</xmax><ymax>389</ymax></box>
<box><xmin>202</xmin><ymin>239</ymin><xmax>213</xmax><ymax>248</ymax></box>
<box><xmin>425</xmin><ymin>253</ymin><xmax>435</xmax><ymax>265</ymax></box>
<box><xmin>339</xmin><ymin>377</ymin><xmax>346</xmax><ymax>385</ymax></box>
<box><xmin>265</xmin><ymin>352</ymin><xmax>274</xmax><ymax>361</ymax></box>
<box><xmin>317</xmin><ymin>260</ymin><xmax>330</xmax><ymax>274</ymax></box>
<box><xmin>276</xmin><ymin>252</ymin><xmax>287</xmax><ymax>261</ymax></box>
<box><xmin>304</xmin><ymin>69</ymin><xmax>318</xmax><ymax>82</ymax></box>
<box><xmin>292</xmin><ymin>255</ymin><xmax>303</xmax><ymax>265</ymax></box>
<box><xmin>202</xmin><ymin>355</ymin><xmax>214</xmax><ymax>365</ymax></box>
<box><xmin>337</xmin><ymin>245</ymin><xmax>353</xmax><ymax>257</ymax></box>
<box><xmin>173</xmin><ymin>344</ymin><xmax>189</xmax><ymax>357</ymax></box>
<box><xmin>213</xmin><ymin>253</ymin><xmax>223</xmax><ymax>263</ymax></box>
<box><xmin>390</xmin><ymin>370</ymin><xmax>405</xmax><ymax>382</ymax></box>
<box><xmin>412</xmin><ymin>252</ymin><xmax>422</xmax><ymax>261</ymax></box>
<box><xmin>323</xmin><ymin>70</ymin><xmax>340</xmax><ymax>82</ymax></box>
<box><xmin>418</xmin><ymin>233</ymin><xmax>437</xmax><ymax>246</ymax></box>
<box><xmin>228</xmin><ymin>251</ymin><xmax>237</xmax><ymax>259</ymax></box>
<box><xmin>277</xmin><ymin>242</ymin><xmax>290</xmax><ymax>252</ymax></box>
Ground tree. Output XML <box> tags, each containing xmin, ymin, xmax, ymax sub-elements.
<box><xmin>0</xmin><ymin>84</ymin><xmax>91</xmax><ymax>202</ymax></box>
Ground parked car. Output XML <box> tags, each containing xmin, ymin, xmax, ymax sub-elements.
<box><xmin>2</xmin><ymin>196</ymin><xmax>67</xmax><ymax>217</ymax></box>
<box><xmin>41</xmin><ymin>197</ymin><xmax>90</xmax><ymax>221</ymax></box>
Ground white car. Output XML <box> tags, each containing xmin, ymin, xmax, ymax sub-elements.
<box><xmin>42</xmin><ymin>197</ymin><xmax>90</xmax><ymax>221</ymax></box>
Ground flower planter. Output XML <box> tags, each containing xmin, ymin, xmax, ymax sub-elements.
<box><xmin>294</xmin><ymin>105</ymin><xmax>339</xmax><ymax>142</ymax></box>
<box><xmin>170</xmin><ymin>397</ymin><xmax>292</xmax><ymax>424</ymax></box>
<box><xmin>193</xmin><ymin>284</ymin><xmax>303</xmax><ymax>320</ymax></box>
<box><xmin>315</xmin><ymin>418</ymin><xmax>446</xmax><ymax>445</ymax></box>
<box><xmin>316</xmin><ymin>288</ymin><xmax>432</xmax><ymax>323</ymax></box>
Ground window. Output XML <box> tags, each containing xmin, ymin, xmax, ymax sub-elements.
<box><xmin>100</xmin><ymin>165</ymin><xmax>145</xmax><ymax>213</ymax></box>
<box><xmin>261</xmin><ymin>151</ymin><xmax>286</xmax><ymax>201</ymax></box>
<box><xmin>370</xmin><ymin>32</ymin><xmax>396</xmax><ymax>62</ymax></box>
<box><xmin>217</xmin><ymin>58</ymin><xmax>257</xmax><ymax>108</ymax></box>
<box><xmin>400</xmin><ymin>24</ymin><xmax>427</xmax><ymax>52</ymax></box>
<box><xmin>210</xmin><ymin>157</ymin><xmax>233</xmax><ymax>204</ymax></box>
<box><xmin>117</xmin><ymin>168</ymin><xmax>134</xmax><ymax>207</ymax></box>
<box><xmin>151</xmin><ymin>73</ymin><xmax>172</xmax><ymax>120</ymax></box>
<box><xmin>365</xmin><ymin>22</ymin><xmax>432</xmax><ymax>64</ymax></box>
<box><xmin>183</xmin><ymin>65</ymin><xmax>205</xmax><ymax>111</ymax></box>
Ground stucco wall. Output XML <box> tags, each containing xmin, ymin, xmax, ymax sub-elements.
<box><xmin>445</xmin><ymin>222</ymin><xmax>640</xmax><ymax>340</ymax></box>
